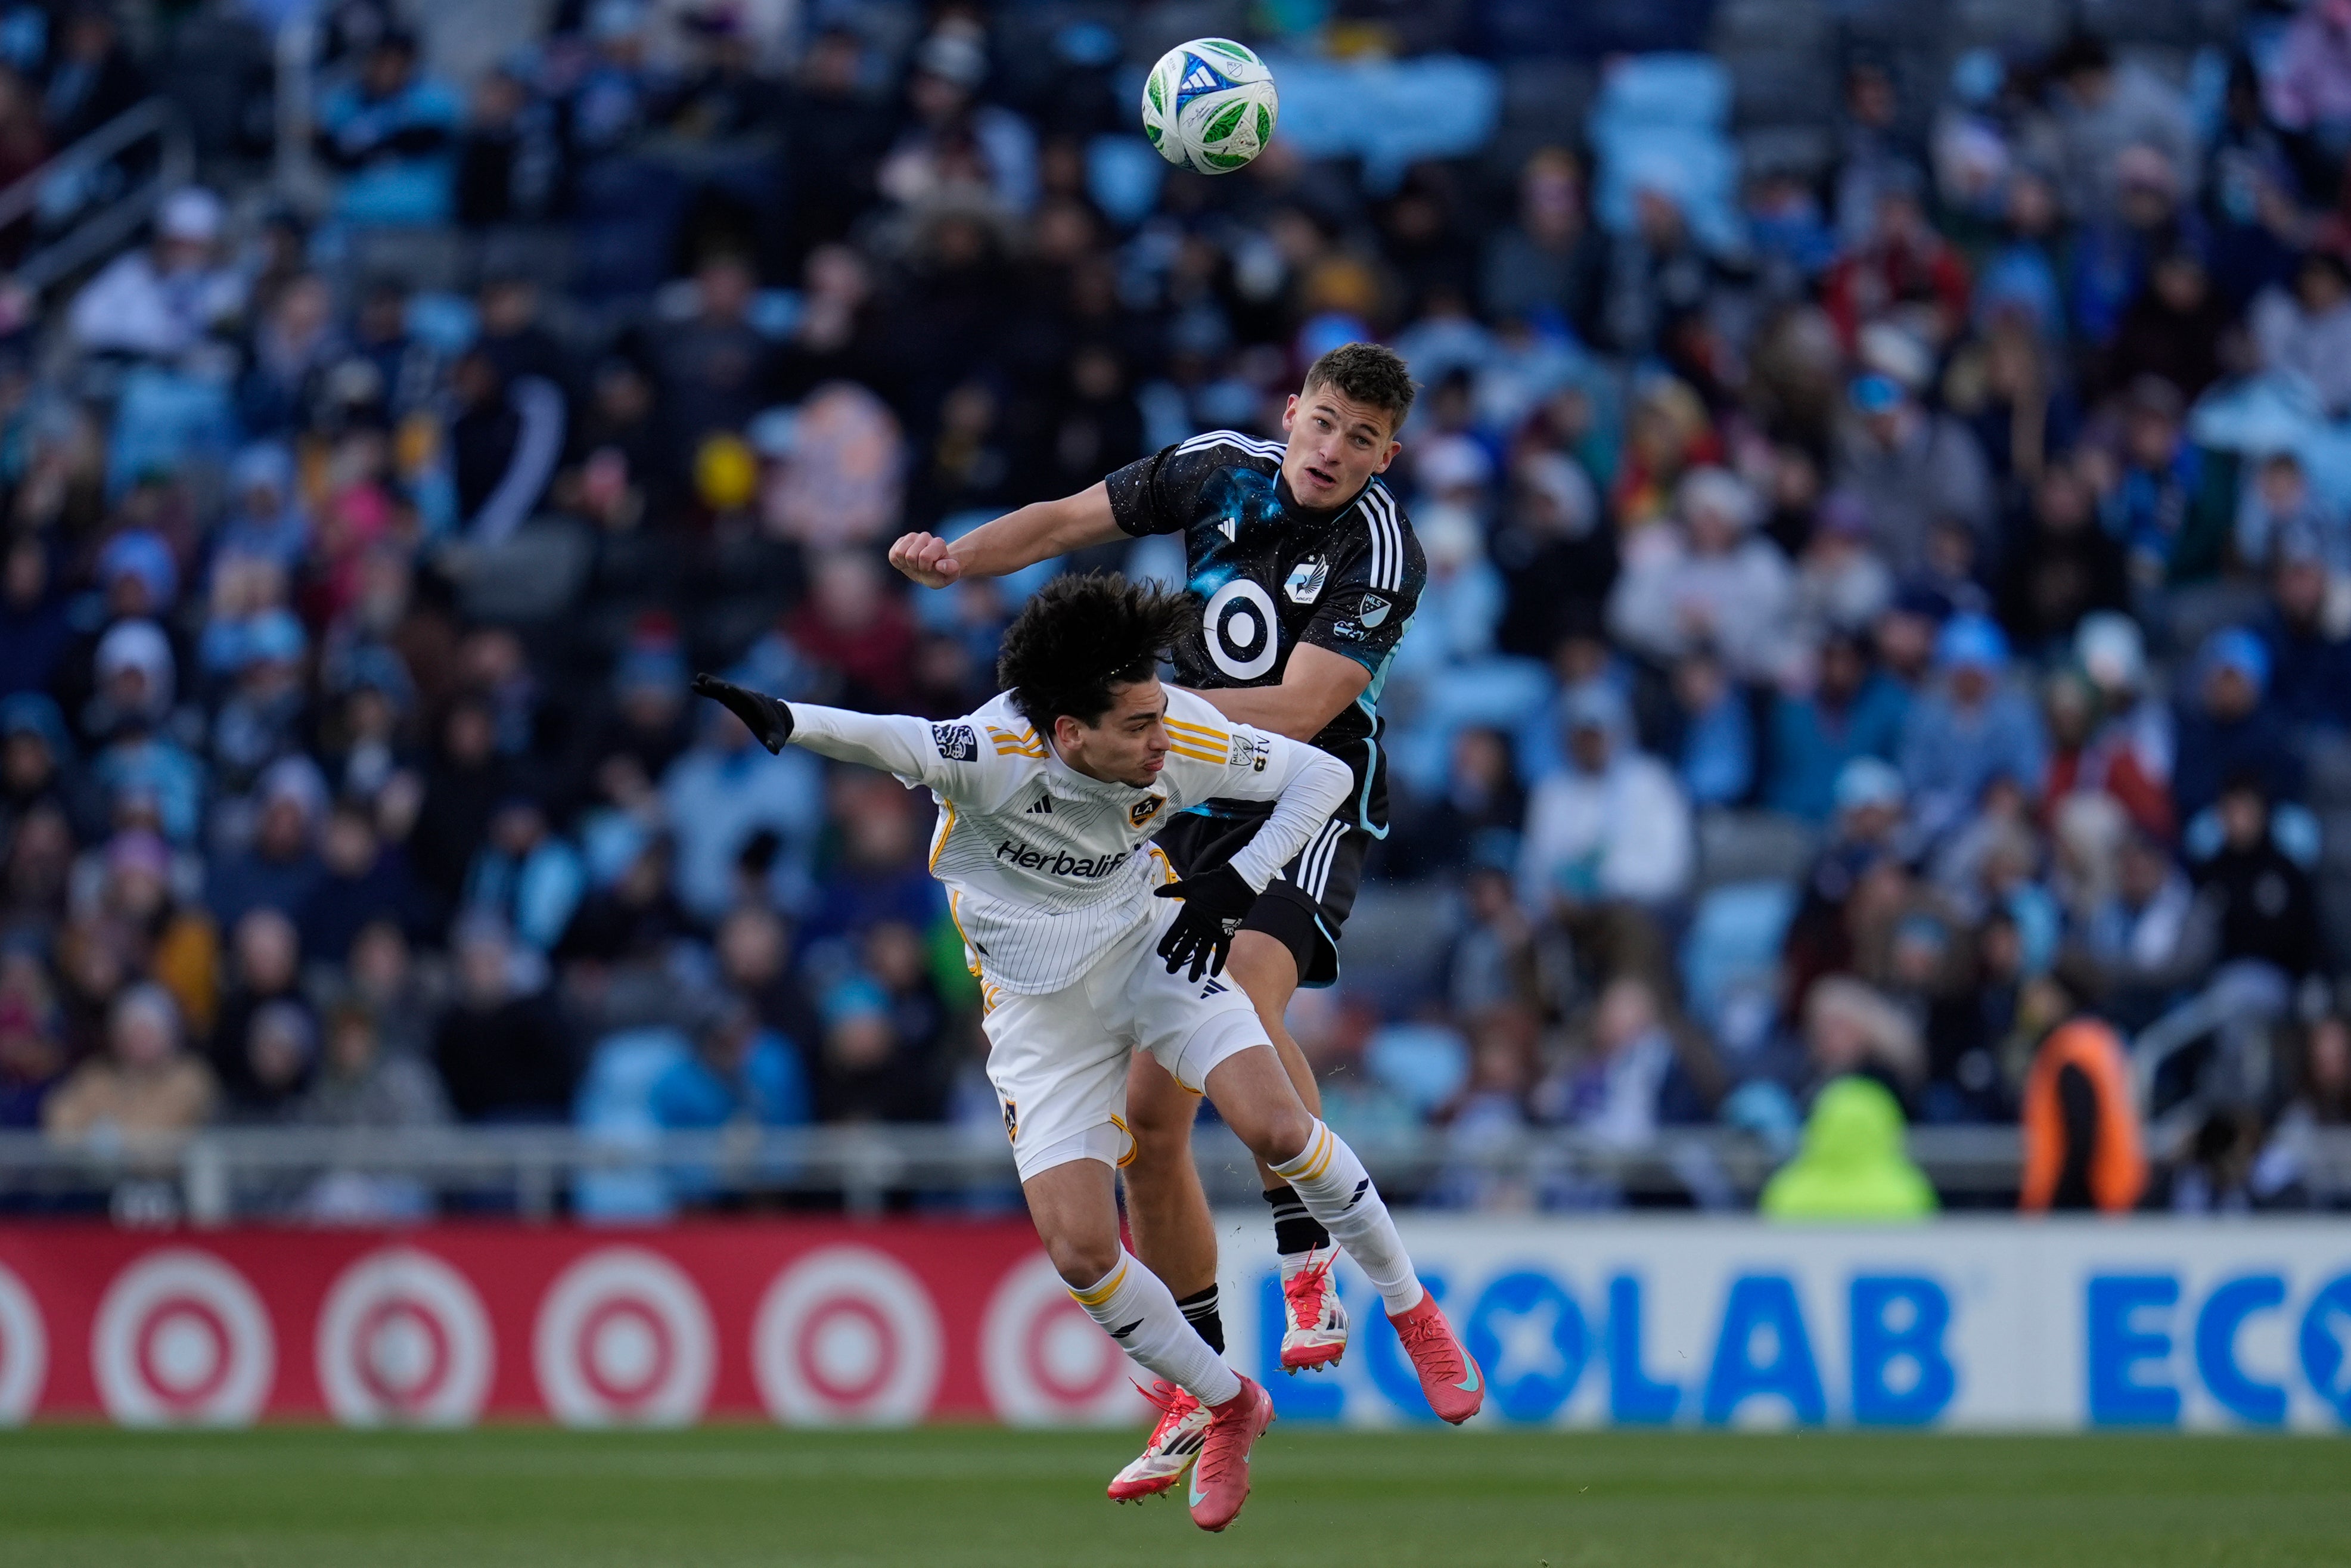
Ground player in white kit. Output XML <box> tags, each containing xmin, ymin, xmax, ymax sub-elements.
<box><xmin>694</xmin><ymin>574</ymin><xmax>1480</xmax><ymax>1532</ymax></box>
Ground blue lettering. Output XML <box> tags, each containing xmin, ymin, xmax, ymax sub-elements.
<box><xmin>1464</xmin><ymin>1270</ymin><xmax>1588</xmax><ymax>1422</ymax></box>
<box><xmin>1703</xmin><ymin>1275</ymin><xmax>1825</xmax><ymax>1426</ymax></box>
<box><xmin>1257</xmin><ymin>1271</ymin><xmax>1343</xmax><ymax>1421</ymax></box>
<box><xmin>2296</xmin><ymin>1272</ymin><xmax>2351</xmax><ymax>1425</ymax></box>
<box><xmin>1362</xmin><ymin>1274</ymin><xmax>1449</xmax><ymax>1423</ymax></box>
<box><xmin>2194</xmin><ymin>1275</ymin><xmax>2287</xmax><ymax>1427</ymax></box>
<box><xmin>1607</xmin><ymin>1275</ymin><xmax>1681</xmax><ymax>1425</ymax></box>
<box><xmin>2086</xmin><ymin>1275</ymin><xmax>2181</xmax><ymax>1426</ymax></box>
<box><xmin>1850</xmin><ymin>1276</ymin><xmax>1956</xmax><ymax>1426</ymax></box>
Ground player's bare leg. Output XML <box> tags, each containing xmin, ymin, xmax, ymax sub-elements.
<box><xmin>1122</xmin><ymin>1054</ymin><xmax>1219</xmax><ymax>1304</ymax></box>
<box><xmin>1024</xmin><ymin>1156</ymin><xmax>1269</xmax><ymax>1529</ymax></box>
<box><xmin>1226</xmin><ymin>932</ymin><xmax>1325</xmax><ymax>1173</ymax></box>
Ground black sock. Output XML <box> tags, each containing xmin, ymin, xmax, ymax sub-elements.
<box><xmin>1263</xmin><ymin>1184</ymin><xmax>1331</xmax><ymax>1257</ymax></box>
<box><xmin>1176</xmin><ymin>1284</ymin><xmax>1224</xmax><ymax>1354</ymax></box>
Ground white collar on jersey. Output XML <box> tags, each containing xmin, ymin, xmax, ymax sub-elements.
<box><xmin>1040</xmin><ymin>734</ymin><xmax>1166</xmax><ymax>806</ymax></box>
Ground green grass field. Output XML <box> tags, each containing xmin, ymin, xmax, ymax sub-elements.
<box><xmin>0</xmin><ymin>1425</ymin><xmax>2343</xmax><ymax>1567</ymax></box>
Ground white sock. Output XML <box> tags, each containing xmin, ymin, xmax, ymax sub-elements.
<box><xmin>1070</xmin><ymin>1249</ymin><xmax>1242</xmax><ymax>1408</ymax></box>
<box><xmin>1270</xmin><ymin>1120</ymin><xmax>1425</xmax><ymax>1315</ymax></box>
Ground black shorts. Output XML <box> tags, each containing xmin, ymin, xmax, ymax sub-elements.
<box><xmin>1154</xmin><ymin>810</ymin><xmax>1365</xmax><ymax>988</ymax></box>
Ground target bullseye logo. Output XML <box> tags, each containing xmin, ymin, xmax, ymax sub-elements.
<box><xmin>92</xmin><ymin>1249</ymin><xmax>274</xmax><ymax>1427</ymax></box>
<box><xmin>1203</xmin><ymin>577</ymin><xmax>1280</xmax><ymax>680</ymax></box>
<box><xmin>980</xmin><ymin>1252</ymin><xmax>1151</xmax><ymax>1426</ymax></box>
<box><xmin>533</xmin><ymin>1247</ymin><xmax>713</xmax><ymax>1427</ymax></box>
<box><xmin>0</xmin><ymin>1260</ymin><xmax>46</xmax><ymax>1423</ymax></box>
<box><xmin>316</xmin><ymin>1249</ymin><xmax>493</xmax><ymax>1427</ymax></box>
<box><xmin>753</xmin><ymin>1246</ymin><xmax>942</xmax><ymax>1426</ymax></box>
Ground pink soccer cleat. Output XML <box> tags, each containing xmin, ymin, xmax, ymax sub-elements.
<box><xmin>1278</xmin><ymin>1249</ymin><xmax>1350</xmax><ymax>1373</ymax></box>
<box><xmin>1187</xmin><ymin>1376</ymin><xmax>1274</xmax><ymax>1532</ymax></box>
<box><xmin>1389</xmin><ymin>1290</ymin><xmax>1484</xmax><ymax>1424</ymax></box>
<box><xmin>1107</xmin><ymin>1381</ymin><xmax>1209</xmax><ymax>1502</ymax></box>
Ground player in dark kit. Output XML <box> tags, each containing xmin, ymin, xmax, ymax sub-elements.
<box><xmin>890</xmin><ymin>343</ymin><xmax>1425</xmax><ymax>1499</ymax></box>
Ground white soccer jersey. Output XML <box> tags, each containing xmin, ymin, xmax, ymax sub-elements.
<box><xmin>787</xmin><ymin>687</ymin><xmax>1352</xmax><ymax>993</ymax></box>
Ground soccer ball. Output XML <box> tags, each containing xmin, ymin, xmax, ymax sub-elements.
<box><xmin>1140</xmin><ymin>38</ymin><xmax>1278</xmax><ymax>176</ymax></box>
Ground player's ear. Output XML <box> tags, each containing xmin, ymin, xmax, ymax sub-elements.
<box><xmin>1281</xmin><ymin>393</ymin><xmax>1300</xmax><ymax>432</ymax></box>
<box><xmin>1374</xmin><ymin>437</ymin><xmax>1402</xmax><ymax>473</ymax></box>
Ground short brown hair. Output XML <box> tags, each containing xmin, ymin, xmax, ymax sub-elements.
<box><xmin>1301</xmin><ymin>341</ymin><xmax>1415</xmax><ymax>431</ymax></box>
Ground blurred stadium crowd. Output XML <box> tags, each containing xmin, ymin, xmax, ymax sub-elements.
<box><xmin>1</xmin><ymin>0</ymin><xmax>2349</xmax><ymax>1217</ymax></box>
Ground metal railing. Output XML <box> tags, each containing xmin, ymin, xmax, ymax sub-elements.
<box><xmin>0</xmin><ymin>97</ymin><xmax>194</xmax><ymax>292</ymax></box>
<box><xmin>0</xmin><ymin>1121</ymin><xmax>2250</xmax><ymax>1226</ymax></box>
<box><xmin>6</xmin><ymin>1121</ymin><xmax>2344</xmax><ymax>1226</ymax></box>
<box><xmin>0</xmin><ymin>1124</ymin><xmax>1009</xmax><ymax>1224</ymax></box>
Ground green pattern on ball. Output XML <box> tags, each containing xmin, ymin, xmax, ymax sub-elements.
<box><xmin>1202</xmin><ymin>100</ymin><xmax>1249</xmax><ymax>145</ymax></box>
<box><xmin>1255</xmin><ymin>103</ymin><xmax>1271</xmax><ymax>145</ymax></box>
<box><xmin>1145</xmin><ymin>74</ymin><xmax>1163</xmax><ymax>113</ymax></box>
<box><xmin>1199</xmin><ymin>148</ymin><xmax>1251</xmax><ymax>170</ymax></box>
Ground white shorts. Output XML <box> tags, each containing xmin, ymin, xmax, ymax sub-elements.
<box><xmin>983</xmin><ymin>898</ymin><xmax>1269</xmax><ymax>1181</ymax></box>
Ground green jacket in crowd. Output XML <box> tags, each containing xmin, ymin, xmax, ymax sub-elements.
<box><xmin>1760</xmin><ymin>1075</ymin><xmax>1939</xmax><ymax>1221</ymax></box>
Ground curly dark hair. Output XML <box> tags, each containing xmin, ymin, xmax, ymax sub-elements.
<box><xmin>996</xmin><ymin>573</ymin><xmax>1196</xmax><ymax>730</ymax></box>
<box><xmin>1300</xmin><ymin>341</ymin><xmax>1417</xmax><ymax>430</ymax></box>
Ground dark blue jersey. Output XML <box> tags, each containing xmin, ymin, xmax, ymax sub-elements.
<box><xmin>1105</xmin><ymin>429</ymin><xmax>1424</xmax><ymax>835</ymax></box>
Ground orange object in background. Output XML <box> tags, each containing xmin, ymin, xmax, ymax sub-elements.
<box><xmin>2021</xmin><ymin>1016</ymin><xmax>2148</xmax><ymax>1213</ymax></box>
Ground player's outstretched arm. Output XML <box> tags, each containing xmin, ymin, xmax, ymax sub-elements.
<box><xmin>887</xmin><ymin>482</ymin><xmax>1122</xmax><ymax>587</ymax></box>
<box><xmin>691</xmin><ymin>675</ymin><xmax>998</xmax><ymax>801</ymax></box>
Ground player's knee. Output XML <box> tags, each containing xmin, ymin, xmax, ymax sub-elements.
<box><xmin>1123</xmin><ymin>1094</ymin><xmax>1196</xmax><ymax>1162</ymax></box>
<box><xmin>1243</xmin><ymin>1103</ymin><xmax>1315</xmax><ymax>1168</ymax></box>
<box><xmin>1225</xmin><ymin>933</ymin><xmax>1299</xmax><ymax>1011</ymax></box>
<box><xmin>1044</xmin><ymin>1230</ymin><xmax>1123</xmax><ymax>1291</ymax></box>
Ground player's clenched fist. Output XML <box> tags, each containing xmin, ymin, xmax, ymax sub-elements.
<box><xmin>888</xmin><ymin>531</ymin><xmax>962</xmax><ymax>586</ymax></box>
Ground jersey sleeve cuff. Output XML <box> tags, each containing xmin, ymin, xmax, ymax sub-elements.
<box><xmin>1301</xmin><ymin>634</ymin><xmax>1389</xmax><ymax>675</ymax></box>
<box><xmin>1102</xmin><ymin>454</ymin><xmax>1162</xmax><ymax>538</ymax></box>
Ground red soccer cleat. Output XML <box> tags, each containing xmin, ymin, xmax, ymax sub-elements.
<box><xmin>1187</xmin><ymin>1376</ymin><xmax>1274</xmax><ymax>1532</ymax></box>
<box><xmin>1278</xmin><ymin>1248</ymin><xmax>1350</xmax><ymax>1372</ymax></box>
<box><xmin>1389</xmin><ymin>1290</ymin><xmax>1484</xmax><ymax>1424</ymax></box>
<box><xmin>1107</xmin><ymin>1381</ymin><xmax>1208</xmax><ymax>1502</ymax></box>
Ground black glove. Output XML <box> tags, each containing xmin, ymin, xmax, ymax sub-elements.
<box><xmin>692</xmin><ymin>673</ymin><xmax>795</xmax><ymax>754</ymax></box>
<box><xmin>1154</xmin><ymin>865</ymin><xmax>1257</xmax><ymax>981</ymax></box>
